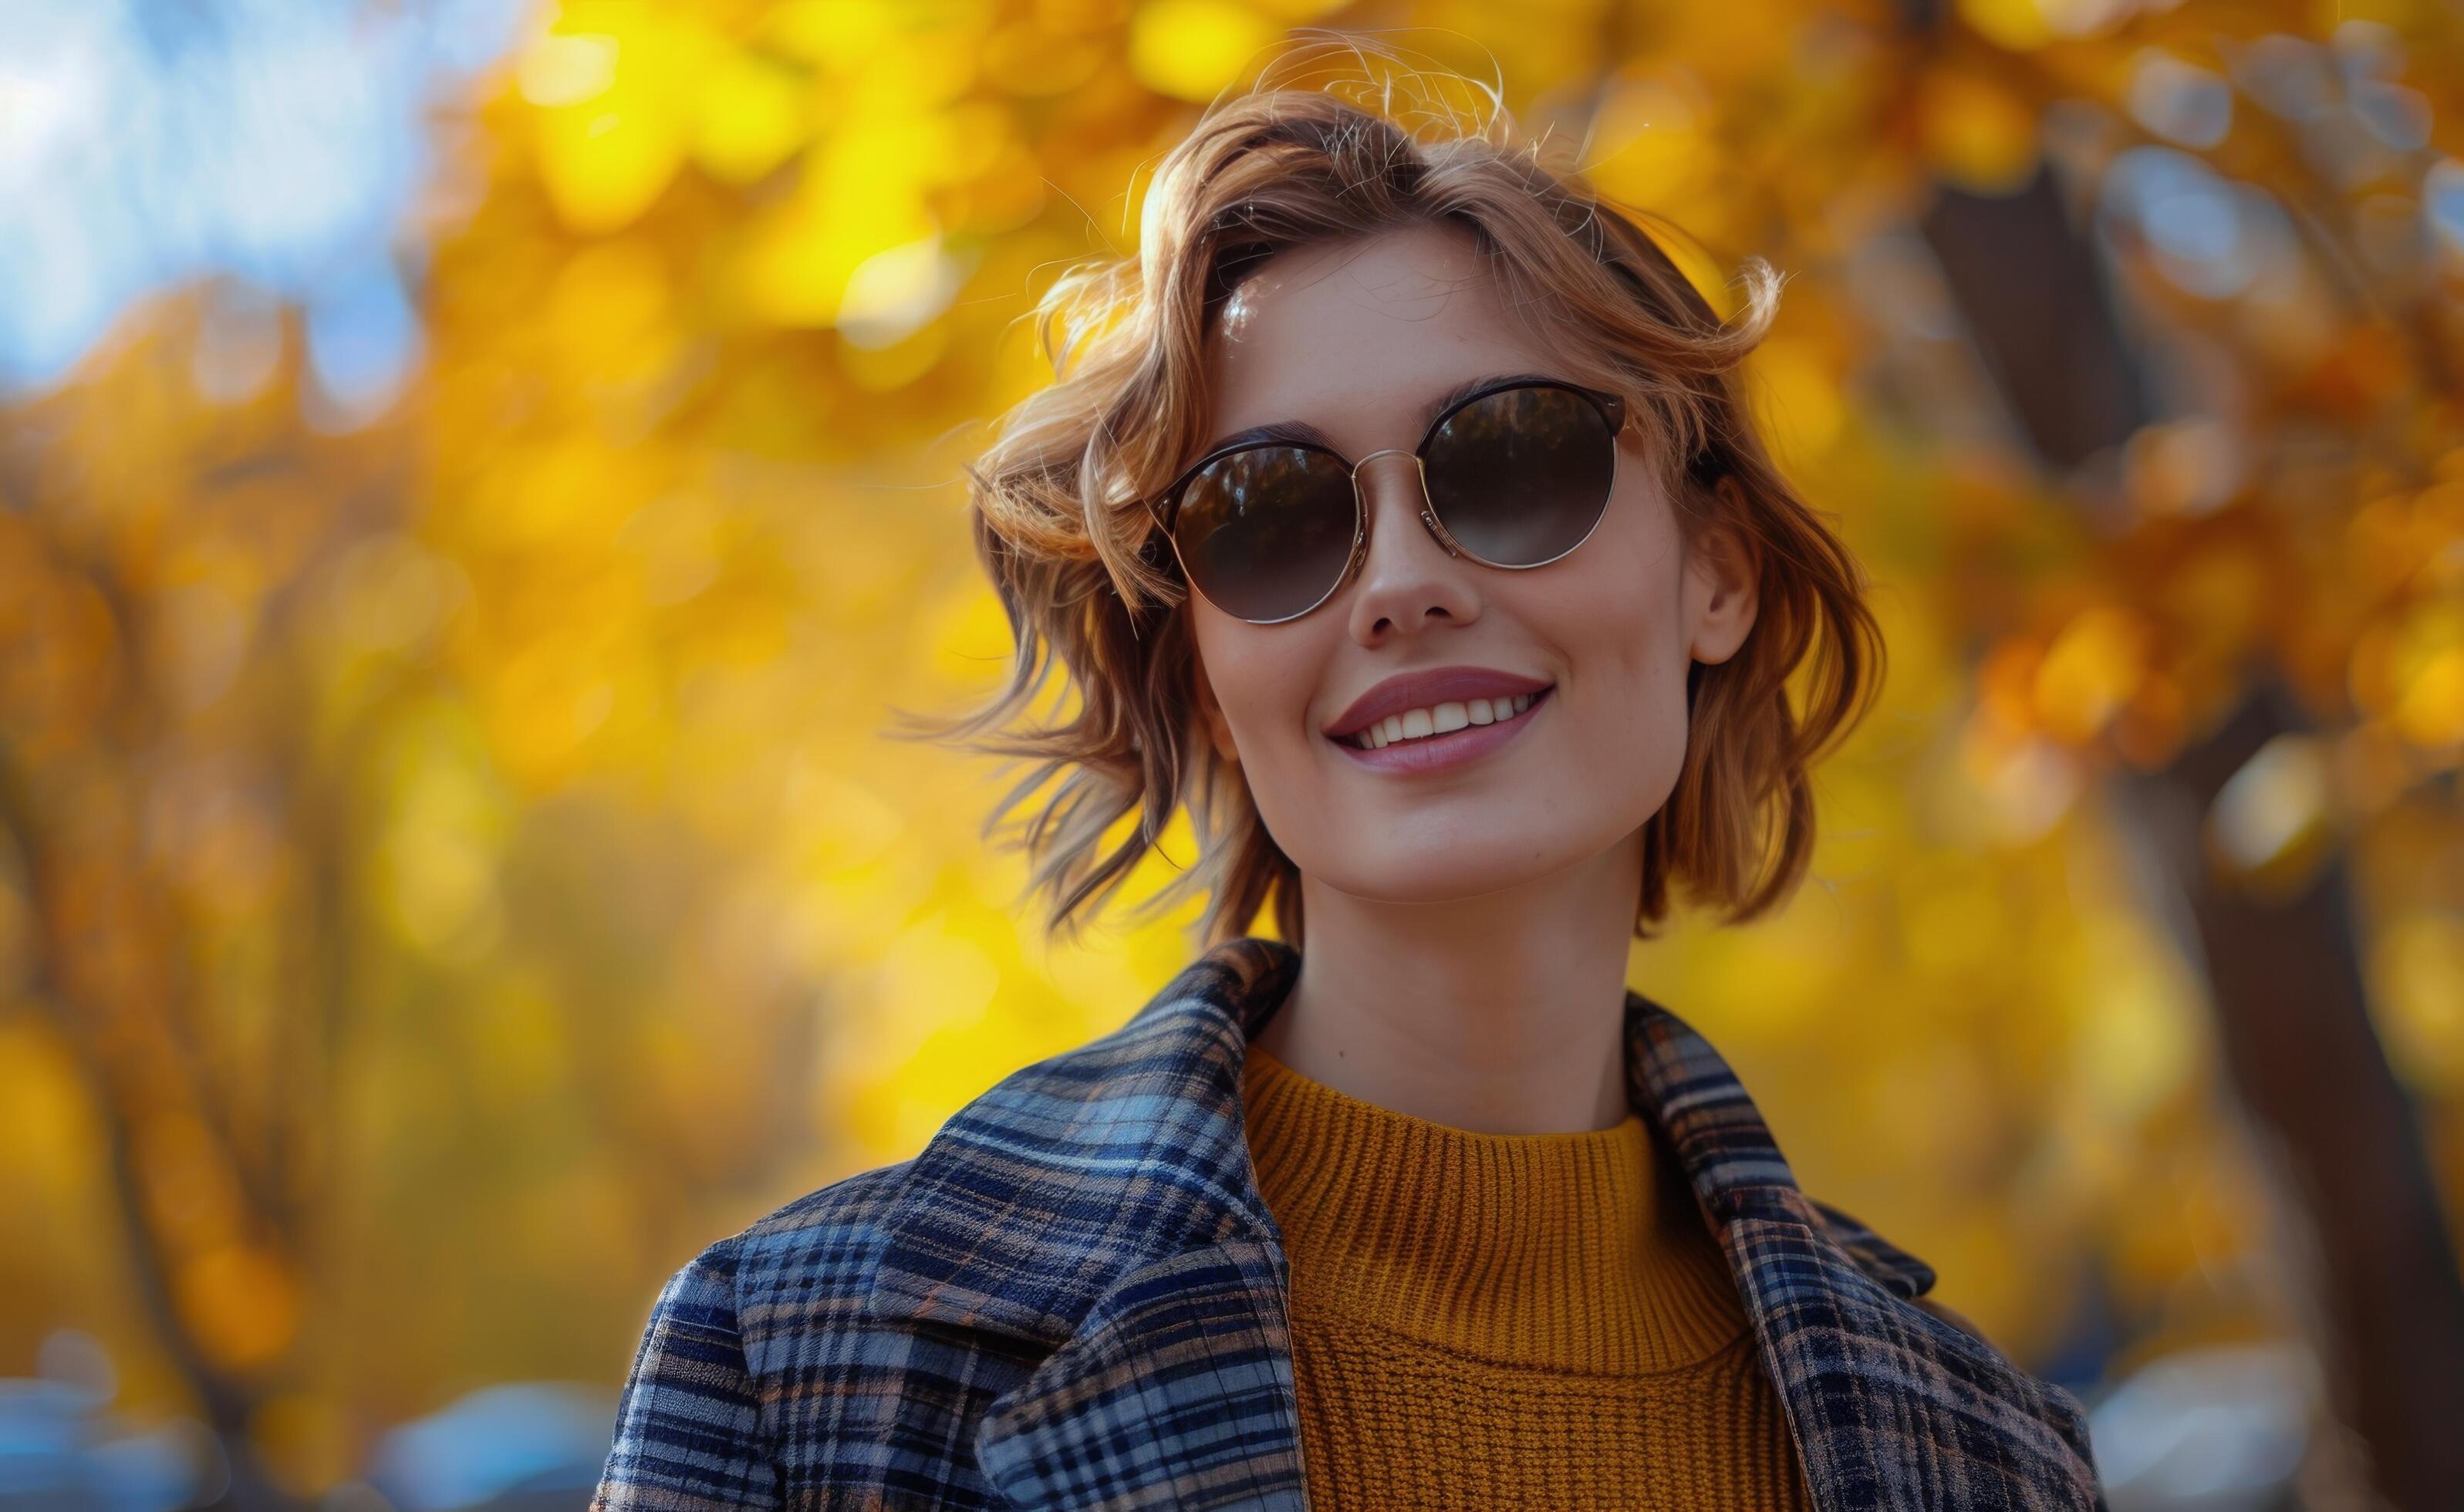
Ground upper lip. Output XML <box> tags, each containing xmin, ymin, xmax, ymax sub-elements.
<box><xmin>1323</xmin><ymin>665</ymin><xmax>1554</xmax><ymax>739</ymax></box>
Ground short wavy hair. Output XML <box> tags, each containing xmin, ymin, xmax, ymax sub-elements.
<box><xmin>896</xmin><ymin>46</ymin><xmax>1884</xmax><ymax>954</ymax></box>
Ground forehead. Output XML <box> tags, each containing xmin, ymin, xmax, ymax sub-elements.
<box><xmin>1205</xmin><ymin>221</ymin><xmax>1551</xmax><ymax>432</ymax></box>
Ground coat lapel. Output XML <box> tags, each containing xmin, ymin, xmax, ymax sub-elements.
<box><xmin>866</xmin><ymin>935</ymin><xmax>2103</xmax><ymax>1511</ymax></box>
<box><xmin>1625</xmin><ymin>990</ymin><xmax>2108</xmax><ymax>1510</ymax></box>
<box><xmin>972</xmin><ymin>1236</ymin><xmax>1306</xmax><ymax>1509</ymax></box>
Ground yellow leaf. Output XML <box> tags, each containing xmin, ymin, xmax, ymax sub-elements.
<box><xmin>2034</xmin><ymin>606</ymin><xmax>2147</xmax><ymax>744</ymax></box>
<box><xmin>1581</xmin><ymin>76</ymin><xmax>1710</xmax><ymax>215</ymax></box>
<box><xmin>1957</xmin><ymin>0</ymin><xmax>2055</xmax><ymax>51</ymax></box>
<box><xmin>1917</xmin><ymin>67</ymin><xmax>2038</xmax><ymax>194</ymax></box>
<box><xmin>1753</xmin><ymin>339</ymin><xmax>1846</xmax><ymax>461</ymax></box>
<box><xmin>535</xmin><ymin>93</ymin><xmax>688</xmax><ymax>235</ymax></box>
<box><xmin>1128</xmin><ymin>0</ymin><xmax>1281</xmax><ymax>103</ymax></box>
<box><xmin>694</xmin><ymin>51</ymin><xmax>812</xmax><ymax>186</ymax></box>
<box><xmin>2373</xmin><ymin>910</ymin><xmax>2464</xmax><ymax>1095</ymax></box>
<box><xmin>178</xmin><ymin>1244</ymin><xmax>299</xmax><ymax>1371</ymax></box>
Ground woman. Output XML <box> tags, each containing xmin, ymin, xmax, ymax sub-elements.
<box><xmin>592</xmin><ymin>59</ymin><xmax>2108</xmax><ymax>1512</ymax></box>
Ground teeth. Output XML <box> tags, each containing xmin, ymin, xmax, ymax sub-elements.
<box><xmin>1349</xmin><ymin>691</ymin><xmax>1540</xmax><ymax>749</ymax></box>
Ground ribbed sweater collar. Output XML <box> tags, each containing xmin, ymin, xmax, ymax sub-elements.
<box><xmin>1239</xmin><ymin>1042</ymin><xmax>1751</xmax><ymax>1375</ymax></box>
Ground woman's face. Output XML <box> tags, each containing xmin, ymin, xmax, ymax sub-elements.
<box><xmin>1187</xmin><ymin>220</ymin><xmax>1759</xmax><ymax>909</ymax></box>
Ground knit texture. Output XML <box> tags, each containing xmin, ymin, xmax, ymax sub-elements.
<box><xmin>1240</xmin><ymin>1041</ymin><xmax>1816</xmax><ymax>1510</ymax></box>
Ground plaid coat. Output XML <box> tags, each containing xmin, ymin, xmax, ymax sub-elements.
<box><xmin>592</xmin><ymin>935</ymin><xmax>2108</xmax><ymax>1510</ymax></box>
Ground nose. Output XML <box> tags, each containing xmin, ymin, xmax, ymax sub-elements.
<box><xmin>1342</xmin><ymin>448</ymin><xmax>1480</xmax><ymax>641</ymax></box>
<box><xmin>1352</xmin><ymin>447</ymin><xmax>1463</xmax><ymax>560</ymax></box>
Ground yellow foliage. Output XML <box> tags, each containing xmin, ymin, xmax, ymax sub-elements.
<box><xmin>1957</xmin><ymin>0</ymin><xmax>2056</xmax><ymax>51</ymax></box>
<box><xmin>0</xmin><ymin>1022</ymin><xmax>103</xmax><ymax>1197</ymax></box>
<box><xmin>527</xmin><ymin>4</ymin><xmax>721</xmax><ymax>232</ymax></box>
<box><xmin>1751</xmin><ymin>337</ymin><xmax>1848</xmax><ymax>462</ymax></box>
<box><xmin>1582</xmin><ymin>73</ymin><xmax>1712</xmax><ymax>216</ymax></box>
<box><xmin>693</xmin><ymin>50</ymin><xmax>811</xmax><ymax>184</ymax></box>
<box><xmin>2372</xmin><ymin>910</ymin><xmax>2464</xmax><ymax>1095</ymax></box>
<box><xmin>177</xmin><ymin>1243</ymin><xmax>299</xmax><ymax>1372</ymax></box>
<box><xmin>1128</xmin><ymin>0</ymin><xmax>1284</xmax><ymax>103</ymax></box>
<box><xmin>2034</xmin><ymin>606</ymin><xmax>2149</xmax><ymax>744</ymax></box>
<box><xmin>2067</xmin><ymin>930</ymin><xmax>2204</xmax><ymax>1122</ymax></box>
<box><xmin>1916</xmin><ymin>66</ymin><xmax>2039</xmax><ymax>193</ymax></box>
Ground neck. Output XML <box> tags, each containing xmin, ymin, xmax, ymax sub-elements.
<box><xmin>1257</xmin><ymin>830</ymin><xmax>1645</xmax><ymax>1135</ymax></box>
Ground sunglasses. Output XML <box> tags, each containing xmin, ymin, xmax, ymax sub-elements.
<box><xmin>1147</xmin><ymin>376</ymin><xmax>1629</xmax><ymax>625</ymax></box>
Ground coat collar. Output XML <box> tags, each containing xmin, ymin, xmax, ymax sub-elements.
<box><xmin>864</xmin><ymin>935</ymin><xmax>2100</xmax><ymax>1510</ymax></box>
<box><xmin>864</xmin><ymin>934</ymin><xmax>1932</xmax><ymax>1341</ymax></box>
<box><xmin>864</xmin><ymin>935</ymin><xmax>1297</xmax><ymax>1347</ymax></box>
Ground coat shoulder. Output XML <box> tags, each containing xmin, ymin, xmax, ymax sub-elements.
<box><xmin>725</xmin><ymin>1159</ymin><xmax>913</xmax><ymax>1301</ymax></box>
<box><xmin>594</xmin><ymin>1164</ymin><xmax>921</xmax><ymax>1505</ymax></box>
<box><xmin>599</xmin><ymin>1158</ymin><xmax>1026</xmax><ymax>1510</ymax></box>
<box><xmin>724</xmin><ymin>1159</ymin><xmax>1030</xmax><ymax>1509</ymax></box>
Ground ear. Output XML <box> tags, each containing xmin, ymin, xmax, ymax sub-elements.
<box><xmin>1685</xmin><ymin>479</ymin><xmax>1760</xmax><ymax>667</ymax></box>
<box><xmin>1190</xmin><ymin>652</ymin><xmax>1240</xmax><ymax>764</ymax></box>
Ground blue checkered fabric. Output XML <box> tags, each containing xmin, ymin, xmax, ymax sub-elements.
<box><xmin>592</xmin><ymin>935</ymin><xmax>2108</xmax><ymax>1510</ymax></box>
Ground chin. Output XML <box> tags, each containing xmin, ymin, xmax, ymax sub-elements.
<box><xmin>1312</xmin><ymin>839</ymin><xmax>1575</xmax><ymax>906</ymax></box>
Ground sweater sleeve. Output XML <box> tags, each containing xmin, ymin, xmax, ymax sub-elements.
<box><xmin>592</xmin><ymin>1234</ymin><xmax>781</xmax><ymax>1510</ymax></box>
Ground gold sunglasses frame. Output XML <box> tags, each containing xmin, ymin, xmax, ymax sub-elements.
<box><xmin>1145</xmin><ymin>376</ymin><xmax>1629</xmax><ymax>626</ymax></box>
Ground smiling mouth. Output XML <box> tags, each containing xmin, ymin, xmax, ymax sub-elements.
<box><xmin>1335</xmin><ymin>687</ymin><xmax>1553</xmax><ymax>749</ymax></box>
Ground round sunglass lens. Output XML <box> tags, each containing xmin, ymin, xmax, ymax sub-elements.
<box><xmin>1422</xmin><ymin>386</ymin><xmax>1615</xmax><ymax>566</ymax></box>
<box><xmin>1173</xmin><ymin>447</ymin><xmax>1357</xmax><ymax>623</ymax></box>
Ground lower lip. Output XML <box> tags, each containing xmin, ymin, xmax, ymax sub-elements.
<box><xmin>1329</xmin><ymin>687</ymin><xmax>1553</xmax><ymax>775</ymax></box>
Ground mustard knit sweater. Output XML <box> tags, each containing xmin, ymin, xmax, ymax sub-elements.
<box><xmin>1239</xmin><ymin>1042</ymin><xmax>1815</xmax><ymax>1510</ymax></box>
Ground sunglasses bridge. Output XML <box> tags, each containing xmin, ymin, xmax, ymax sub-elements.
<box><xmin>1343</xmin><ymin>446</ymin><xmax>1467</xmax><ymax>561</ymax></box>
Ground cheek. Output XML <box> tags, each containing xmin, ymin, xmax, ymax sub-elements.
<box><xmin>1190</xmin><ymin>615</ymin><xmax>1355</xmax><ymax>862</ymax></box>
<box><xmin>1194</xmin><ymin>614</ymin><xmax>1322</xmax><ymax>756</ymax></box>
<box><xmin>1538</xmin><ymin>503</ymin><xmax>1672</xmax><ymax>684</ymax></box>
<box><xmin>1522</xmin><ymin>526</ymin><xmax>1695</xmax><ymax>792</ymax></box>
<box><xmin>1544</xmin><ymin>593</ymin><xmax>1678</xmax><ymax>759</ymax></box>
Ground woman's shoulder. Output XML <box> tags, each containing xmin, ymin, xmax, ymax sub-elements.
<box><xmin>687</xmin><ymin>1158</ymin><xmax>917</xmax><ymax>1312</ymax></box>
<box><xmin>616</xmin><ymin>1158</ymin><xmax>962</xmax><ymax>1418</ymax></box>
<box><xmin>599</xmin><ymin>1158</ymin><xmax>1046</xmax><ymax>1507</ymax></box>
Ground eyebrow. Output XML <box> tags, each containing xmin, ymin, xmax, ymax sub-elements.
<box><xmin>1197</xmin><ymin>371</ymin><xmax>1564</xmax><ymax>459</ymax></box>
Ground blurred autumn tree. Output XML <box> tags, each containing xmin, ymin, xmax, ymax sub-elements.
<box><xmin>2</xmin><ymin>0</ymin><xmax>2459</xmax><ymax>1507</ymax></box>
<box><xmin>1890</xmin><ymin>11</ymin><xmax>2464</xmax><ymax>1503</ymax></box>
